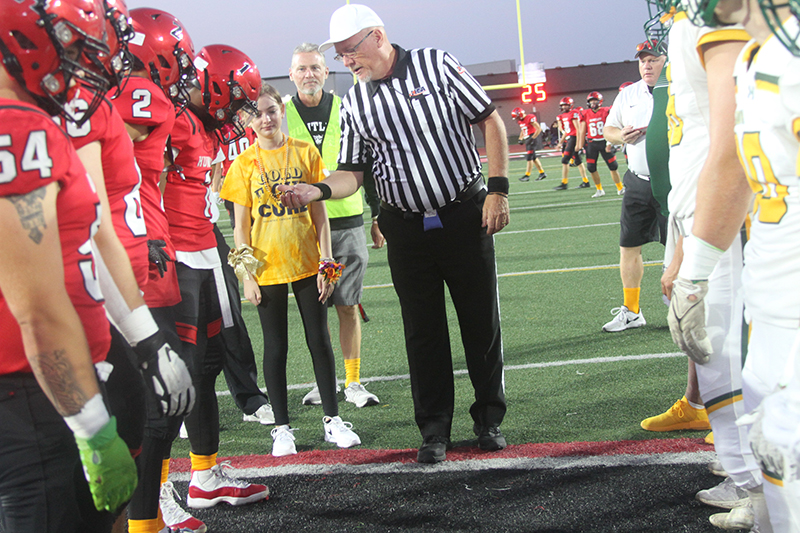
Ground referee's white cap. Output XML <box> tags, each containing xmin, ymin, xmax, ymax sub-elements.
<box><xmin>319</xmin><ymin>4</ymin><xmax>384</xmax><ymax>52</ymax></box>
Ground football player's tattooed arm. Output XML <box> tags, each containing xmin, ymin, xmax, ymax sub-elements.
<box><xmin>0</xmin><ymin>183</ymin><xmax>102</xmax><ymax>416</ymax></box>
<box><xmin>76</xmin><ymin>141</ymin><xmax>144</xmax><ymax>312</ymax></box>
<box><xmin>690</xmin><ymin>39</ymin><xmax>751</xmax><ymax>250</ymax></box>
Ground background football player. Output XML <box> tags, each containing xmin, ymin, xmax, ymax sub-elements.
<box><xmin>553</xmin><ymin>97</ymin><xmax>590</xmax><ymax>190</ymax></box>
<box><xmin>580</xmin><ymin>92</ymin><xmax>624</xmax><ymax>198</ymax></box>
<box><xmin>511</xmin><ymin>107</ymin><xmax>547</xmax><ymax>182</ymax></box>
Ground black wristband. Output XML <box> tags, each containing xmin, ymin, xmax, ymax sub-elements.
<box><xmin>487</xmin><ymin>176</ymin><xmax>509</xmax><ymax>195</ymax></box>
<box><xmin>311</xmin><ymin>182</ymin><xmax>332</xmax><ymax>201</ymax></box>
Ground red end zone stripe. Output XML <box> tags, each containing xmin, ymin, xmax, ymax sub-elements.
<box><xmin>167</xmin><ymin>437</ymin><xmax>712</xmax><ymax>472</ymax></box>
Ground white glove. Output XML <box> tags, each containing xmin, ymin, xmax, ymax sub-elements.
<box><xmin>740</xmin><ymin>389</ymin><xmax>800</xmax><ymax>484</ymax></box>
<box><xmin>134</xmin><ymin>332</ymin><xmax>195</xmax><ymax>417</ymax></box>
<box><xmin>668</xmin><ymin>277</ymin><xmax>712</xmax><ymax>364</ymax></box>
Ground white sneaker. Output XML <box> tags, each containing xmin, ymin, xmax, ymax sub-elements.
<box><xmin>618</xmin><ymin>186</ymin><xmax>626</xmax><ymax>195</ymax></box>
<box><xmin>323</xmin><ymin>415</ymin><xmax>361</xmax><ymax>448</ymax></box>
<box><xmin>302</xmin><ymin>386</ymin><xmax>322</xmax><ymax>406</ymax></box>
<box><xmin>270</xmin><ymin>425</ymin><xmax>297</xmax><ymax>457</ymax></box>
<box><xmin>160</xmin><ymin>481</ymin><xmax>207</xmax><ymax>533</ymax></box>
<box><xmin>602</xmin><ymin>305</ymin><xmax>646</xmax><ymax>332</ymax></box>
<box><xmin>709</xmin><ymin>504</ymin><xmax>755</xmax><ymax>530</ymax></box>
<box><xmin>344</xmin><ymin>382</ymin><xmax>379</xmax><ymax>408</ymax></box>
<box><xmin>302</xmin><ymin>383</ymin><xmax>341</xmax><ymax>406</ymax></box>
<box><xmin>242</xmin><ymin>404</ymin><xmax>275</xmax><ymax>425</ymax></box>
<box><xmin>186</xmin><ymin>462</ymin><xmax>268</xmax><ymax>509</ymax></box>
<box><xmin>591</xmin><ymin>189</ymin><xmax>605</xmax><ymax>198</ymax></box>
<box><xmin>708</xmin><ymin>459</ymin><xmax>729</xmax><ymax>477</ymax></box>
<box><xmin>696</xmin><ymin>477</ymin><xmax>750</xmax><ymax>509</ymax></box>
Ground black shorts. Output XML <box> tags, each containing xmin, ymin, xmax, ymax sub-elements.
<box><xmin>524</xmin><ymin>137</ymin><xmax>538</xmax><ymax>161</ymax></box>
<box><xmin>585</xmin><ymin>140</ymin><xmax>618</xmax><ymax>172</ymax></box>
<box><xmin>561</xmin><ymin>136</ymin><xmax>582</xmax><ymax>165</ymax></box>
<box><xmin>619</xmin><ymin>169</ymin><xmax>667</xmax><ymax>248</ymax></box>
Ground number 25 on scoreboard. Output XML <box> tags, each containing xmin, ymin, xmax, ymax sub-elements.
<box><xmin>522</xmin><ymin>83</ymin><xmax>546</xmax><ymax>103</ymax></box>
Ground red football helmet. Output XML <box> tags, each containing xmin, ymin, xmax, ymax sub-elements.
<box><xmin>587</xmin><ymin>91</ymin><xmax>603</xmax><ymax>109</ymax></box>
<box><xmin>128</xmin><ymin>8</ymin><xmax>195</xmax><ymax>104</ymax></box>
<box><xmin>511</xmin><ymin>107</ymin><xmax>524</xmax><ymax>120</ymax></box>
<box><xmin>559</xmin><ymin>97</ymin><xmax>573</xmax><ymax>111</ymax></box>
<box><xmin>100</xmin><ymin>0</ymin><xmax>135</xmax><ymax>91</ymax></box>
<box><xmin>0</xmin><ymin>0</ymin><xmax>110</xmax><ymax>123</ymax></box>
<box><xmin>193</xmin><ymin>45</ymin><xmax>261</xmax><ymax>144</ymax></box>
<box><xmin>619</xmin><ymin>81</ymin><xmax>634</xmax><ymax>92</ymax></box>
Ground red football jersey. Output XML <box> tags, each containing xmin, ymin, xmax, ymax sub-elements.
<box><xmin>516</xmin><ymin>114</ymin><xmax>539</xmax><ymax>139</ymax></box>
<box><xmin>557</xmin><ymin>109</ymin><xmax>582</xmax><ymax>137</ymax></box>
<box><xmin>164</xmin><ymin>109</ymin><xmax>219</xmax><ymax>253</ymax></box>
<box><xmin>581</xmin><ymin>107</ymin><xmax>611</xmax><ymax>142</ymax></box>
<box><xmin>64</xmin><ymin>93</ymin><xmax>149</xmax><ymax>290</ymax></box>
<box><xmin>222</xmin><ymin>128</ymin><xmax>256</xmax><ymax>176</ymax></box>
<box><xmin>0</xmin><ymin>99</ymin><xmax>110</xmax><ymax>374</ymax></box>
<box><xmin>111</xmin><ymin>76</ymin><xmax>181</xmax><ymax>307</ymax></box>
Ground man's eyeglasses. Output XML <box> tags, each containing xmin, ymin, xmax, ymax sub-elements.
<box><xmin>333</xmin><ymin>30</ymin><xmax>374</xmax><ymax>62</ymax></box>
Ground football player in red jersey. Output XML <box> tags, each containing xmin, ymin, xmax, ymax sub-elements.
<box><xmin>554</xmin><ymin>97</ymin><xmax>590</xmax><ymax>190</ymax></box>
<box><xmin>511</xmin><ymin>107</ymin><xmax>547</xmax><ymax>182</ymax></box>
<box><xmin>112</xmin><ymin>8</ymin><xmax>204</xmax><ymax>533</ymax></box>
<box><xmin>581</xmin><ymin>92</ymin><xmax>624</xmax><ymax>198</ymax></box>
<box><xmin>0</xmin><ymin>0</ymin><xmax>140</xmax><ymax>529</ymax></box>
<box><xmin>165</xmin><ymin>43</ymin><xmax>269</xmax><ymax>512</ymax></box>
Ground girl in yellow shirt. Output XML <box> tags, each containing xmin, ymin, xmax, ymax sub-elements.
<box><xmin>221</xmin><ymin>84</ymin><xmax>360</xmax><ymax>456</ymax></box>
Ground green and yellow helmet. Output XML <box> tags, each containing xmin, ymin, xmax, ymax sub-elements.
<box><xmin>759</xmin><ymin>0</ymin><xmax>800</xmax><ymax>57</ymax></box>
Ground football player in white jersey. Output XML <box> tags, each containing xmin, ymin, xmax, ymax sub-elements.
<box><xmin>649</xmin><ymin>4</ymin><xmax>764</xmax><ymax>528</ymax></box>
<box><xmin>669</xmin><ymin>0</ymin><xmax>800</xmax><ymax>531</ymax></box>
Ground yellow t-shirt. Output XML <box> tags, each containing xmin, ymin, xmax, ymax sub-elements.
<box><xmin>220</xmin><ymin>137</ymin><xmax>325</xmax><ymax>286</ymax></box>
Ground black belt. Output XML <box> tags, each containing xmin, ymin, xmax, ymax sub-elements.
<box><xmin>380</xmin><ymin>177</ymin><xmax>485</xmax><ymax>219</ymax></box>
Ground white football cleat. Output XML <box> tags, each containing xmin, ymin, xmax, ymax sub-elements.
<box><xmin>602</xmin><ymin>306</ymin><xmax>645</xmax><ymax>332</ymax></box>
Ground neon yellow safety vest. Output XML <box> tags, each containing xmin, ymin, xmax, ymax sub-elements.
<box><xmin>285</xmin><ymin>95</ymin><xmax>363</xmax><ymax>219</ymax></box>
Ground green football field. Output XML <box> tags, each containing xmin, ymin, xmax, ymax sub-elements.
<box><xmin>170</xmin><ymin>152</ymin><xmax>700</xmax><ymax>458</ymax></box>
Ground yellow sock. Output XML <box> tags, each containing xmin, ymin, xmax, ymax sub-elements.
<box><xmin>595</xmin><ymin>184</ymin><xmax>603</xmax><ymax>191</ymax></box>
<box><xmin>616</xmin><ymin>182</ymin><xmax>624</xmax><ymax>191</ymax></box>
<box><xmin>582</xmin><ymin>178</ymin><xmax>589</xmax><ymax>183</ymax></box>
<box><xmin>128</xmin><ymin>518</ymin><xmax>160</xmax><ymax>533</ymax></box>
<box><xmin>161</xmin><ymin>458</ymin><xmax>170</xmax><ymax>485</ymax></box>
<box><xmin>344</xmin><ymin>358</ymin><xmax>361</xmax><ymax>387</ymax></box>
<box><xmin>623</xmin><ymin>288</ymin><xmax>641</xmax><ymax>314</ymax></box>
<box><xmin>525</xmin><ymin>172</ymin><xmax>531</xmax><ymax>177</ymax></box>
<box><xmin>562</xmin><ymin>178</ymin><xmax>568</xmax><ymax>184</ymax></box>
<box><xmin>190</xmin><ymin>452</ymin><xmax>217</xmax><ymax>472</ymax></box>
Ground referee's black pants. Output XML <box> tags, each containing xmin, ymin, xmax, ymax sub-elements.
<box><xmin>379</xmin><ymin>190</ymin><xmax>507</xmax><ymax>440</ymax></box>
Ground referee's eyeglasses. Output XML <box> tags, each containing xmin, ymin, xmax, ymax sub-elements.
<box><xmin>334</xmin><ymin>30</ymin><xmax>374</xmax><ymax>62</ymax></box>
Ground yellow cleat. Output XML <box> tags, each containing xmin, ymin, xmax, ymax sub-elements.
<box><xmin>640</xmin><ymin>396</ymin><xmax>711</xmax><ymax>432</ymax></box>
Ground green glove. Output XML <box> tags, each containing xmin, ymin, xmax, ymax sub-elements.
<box><xmin>73</xmin><ymin>416</ymin><xmax>138</xmax><ymax>512</ymax></box>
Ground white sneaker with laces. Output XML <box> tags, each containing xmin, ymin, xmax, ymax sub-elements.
<box><xmin>602</xmin><ymin>305</ymin><xmax>646</xmax><ymax>332</ymax></box>
<box><xmin>344</xmin><ymin>382</ymin><xmax>379</xmax><ymax>408</ymax></box>
<box><xmin>242</xmin><ymin>404</ymin><xmax>275</xmax><ymax>425</ymax></box>
<box><xmin>323</xmin><ymin>415</ymin><xmax>361</xmax><ymax>448</ymax></box>
<box><xmin>591</xmin><ymin>189</ymin><xmax>605</xmax><ymax>198</ymax></box>
<box><xmin>160</xmin><ymin>481</ymin><xmax>207</xmax><ymax>533</ymax></box>
<box><xmin>186</xmin><ymin>462</ymin><xmax>268</xmax><ymax>509</ymax></box>
<box><xmin>270</xmin><ymin>425</ymin><xmax>297</xmax><ymax>457</ymax></box>
<box><xmin>696</xmin><ymin>477</ymin><xmax>750</xmax><ymax>509</ymax></box>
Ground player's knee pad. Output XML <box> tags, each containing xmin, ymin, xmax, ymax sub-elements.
<box><xmin>573</xmin><ymin>153</ymin><xmax>583</xmax><ymax>165</ymax></box>
<box><xmin>561</xmin><ymin>153</ymin><xmax>572</xmax><ymax>165</ymax></box>
<box><xmin>608</xmin><ymin>158</ymin><xmax>619</xmax><ymax>171</ymax></box>
<box><xmin>586</xmin><ymin>160</ymin><xmax>598</xmax><ymax>173</ymax></box>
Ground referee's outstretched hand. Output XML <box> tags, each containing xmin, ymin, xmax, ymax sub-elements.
<box><xmin>483</xmin><ymin>193</ymin><xmax>510</xmax><ymax>236</ymax></box>
<box><xmin>277</xmin><ymin>183</ymin><xmax>319</xmax><ymax>209</ymax></box>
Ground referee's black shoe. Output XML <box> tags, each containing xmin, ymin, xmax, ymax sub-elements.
<box><xmin>553</xmin><ymin>182</ymin><xmax>568</xmax><ymax>190</ymax></box>
<box><xmin>473</xmin><ymin>424</ymin><xmax>507</xmax><ymax>451</ymax></box>
<box><xmin>417</xmin><ymin>436</ymin><xmax>450</xmax><ymax>463</ymax></box>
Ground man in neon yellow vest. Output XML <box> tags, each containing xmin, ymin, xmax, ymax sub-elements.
<box><xmin>286</xmin><ymin>42</ymin><xmax>383</xmax><ymax>408</ymax></box>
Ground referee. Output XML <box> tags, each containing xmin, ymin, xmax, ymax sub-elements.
<box><xmin>279</xmin><ymin>3</ymin><xmax>509</xmax><ymax>464</ymax></box>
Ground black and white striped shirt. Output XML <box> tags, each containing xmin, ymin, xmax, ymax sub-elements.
<box><xmin>337</xmin><ymin>45</ymin><xmax>495</xmax><ymax>213</ymax></box>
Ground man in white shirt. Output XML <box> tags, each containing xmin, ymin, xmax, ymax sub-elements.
<box><xmin>602</xmin><ymin>40</ymin><xmax>667</xmax><ymax>333</ymax></box>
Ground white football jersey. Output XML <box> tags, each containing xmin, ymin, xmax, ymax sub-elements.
<box><xmin>666</xmin><ymin>13</ymin><xmax>750</xmax><ymax>221</ymax></box>
<box><xmin>734</xmin><ymin>20</ymin><xmax>800</xmax><ymax>328</ymax></box>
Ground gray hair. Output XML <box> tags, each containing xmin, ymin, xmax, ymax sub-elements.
<box><xmin>292</xmin><ymin>43</ymin><xmax>326</xmax><ymax>67</ymax></box>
